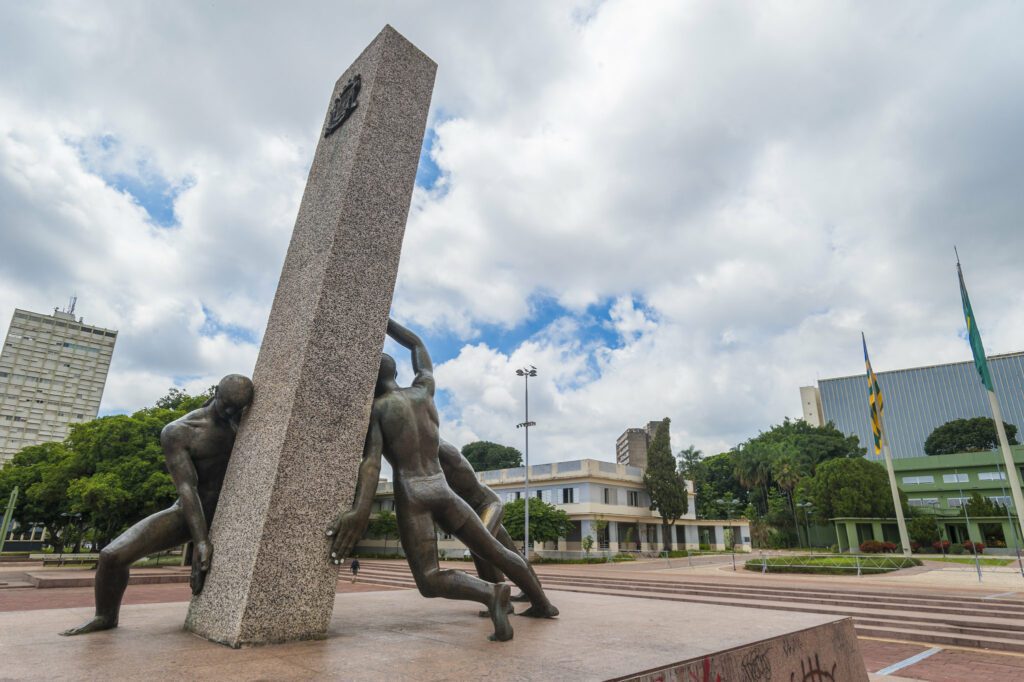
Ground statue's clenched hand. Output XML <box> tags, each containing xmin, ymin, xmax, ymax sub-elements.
<box><xmin>326</xmin><ymin>511</ymin><xmax>363</xmax><ymax>564</ymax></box>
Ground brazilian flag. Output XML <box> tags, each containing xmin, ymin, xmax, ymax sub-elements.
<box><xmin>958</xmin><ymin>262</ymin><xmax>994</xmax><ymax>392</ymax></box>
<box><xmin>862</xmin><ymin>333</ymin><xmax>883</xmax><ymax>456</ymax></box>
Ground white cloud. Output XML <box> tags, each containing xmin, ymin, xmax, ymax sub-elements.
<box><xmin>2</xmin><ymin>1</ymin><xmax>1023</xmax><ymax>462</ymax></box>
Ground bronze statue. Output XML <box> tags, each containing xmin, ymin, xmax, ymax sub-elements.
<box><xmin>438</xmin><ymin>439</ymin><xmax>534</xmax><ymax>603</ymax></box>
<box><xmin>327</xmin><ymin>319</ymin><xmax>557</xmax><ymax>641</ymax></box>
<box><xmin>61</xmin><ymin>374</ymin><xmax>254</xmax><ymax>636</ymax></box>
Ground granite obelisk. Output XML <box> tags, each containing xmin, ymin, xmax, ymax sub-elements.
<box><xmin>186</xmin><ymin>26</ymin><xmax>435</xmax><ymax>647</ymax></box>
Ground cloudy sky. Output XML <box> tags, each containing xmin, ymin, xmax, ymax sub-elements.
<box><xmin>2</xmin><ymin>1</ymin><xmax>1023</xmax><ymax>464</ymax></box>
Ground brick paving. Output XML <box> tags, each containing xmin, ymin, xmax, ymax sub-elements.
<box><xmin>897</xmin><ymin>647</ymin><xmax>1024</xmax><ymax>681</ymax></box>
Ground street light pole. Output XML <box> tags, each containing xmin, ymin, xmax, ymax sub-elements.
<box><xmin>717</xmin><ymin>497</ymin><xmax>740</xmax><ymax>571</ymax></box>
<box><xmin>797</xmin><ymin>501</ymin><xmax>814</xmax><ymax>550</ymax></box>
<box><xmin>516</xmin><ymin>366</ymin><xmax>537</xmax><ymax>559</ymax></box>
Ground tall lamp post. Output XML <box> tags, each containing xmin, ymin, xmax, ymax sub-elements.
<box><xmin>796</xmin><ymin>501</ymin><xmax>814</xmax><ymax>550</ymax></box>
<box><xmin>717</xmin><ymin>497</ymin><xmax>740</xmax><ymax>571</ymax></box>
<box><xmin>516</xmin><ymin>365</ymin><xmax>537</xmax><ymax>559</ymax></box>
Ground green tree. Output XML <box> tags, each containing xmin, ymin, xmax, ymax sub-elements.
<box><xmin>502</xmin><ymin>498</ymin><xmax>574</xmax><ymax>546</ymax></box>
<box><xmin>677</xmin><ymin>445</ymin><xmax>703</xmax><ymax>479</ymax></box>
<box><xmin>643</xmin><ymin>418</ymin><xmax>689</xmax><ymax>550</ymax></box>
<box><xmin>694</xmin><ymin>452</ymin><xmax>746</xmax><ymax>519</ymax></box>
<box><xmin>367</xmin><ymin>509</ymin><xmax>399</xmax><ymax>552</ymax></box>
<box><xmin>155</xmin><ymin>386</ymin><xmax>214</xmax><ymax>412</ymax></box>
<box><xmin>582</xmin><ymin>535</ymin><xmax>594</xmax><ymax>556</ymax></box>
<box><xmin>907</xmin><ymin>515</ymin><xmax>940</xmax><ymax>547</ymax></box>
<box><xmin>460</xmin><ymin>441</ymin><xmax>523</xmax><ymax>472</ymax></box>
<box><xmin>0</xmin><ymin>442</ymin><xmax>79</xmax><ymax>545</ymax></box>
<box><xmin>924</xmin><ymin>417</ymin><xmax>1019</xmax><ymax>456</ymax></box>
<box><xmin>797</xmin><ymin>457</ymin><xmax>907</xmax><ymax>522</ymax></box>
<box><xmin>965</xmin><ymin>491</ymin><xmax>1007</xmax><ymax>517</ymax></box>
<box><xmin>0</xmin><ymin>388</ymin><xmax>208</xmax><ymax>550</ymax></box>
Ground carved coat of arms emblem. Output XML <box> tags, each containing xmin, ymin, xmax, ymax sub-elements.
<box><xmin>324</xmin><ymin>75</ymin><xmax>361</xmax><ymax>137</ymax></box>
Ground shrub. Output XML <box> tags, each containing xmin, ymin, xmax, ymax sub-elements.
<box><xmin>950</xmin><ymin>543</ymin><xmax>966</xmax><ymax>555</ymax></box>
<box><xmin>910</xmin><ymin>541</ymin><xmax>921</xmax><ymax>553</ymax></box>
<box><xmin>932</xmin><ymin>540</ymin><xmax>950</xmax><ymax>553</ymax></box>
<box><xmin>963</xmin><ymin>540</ymin><xmax>986</xmax><ymax>554</ymax></box>
<box><xmin>859</xmin><ymin>540</ymin><xmax>885</xmax><ymax>553</ymax></box>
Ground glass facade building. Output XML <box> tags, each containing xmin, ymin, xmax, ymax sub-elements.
<box><xmin>813</xmin><ymin>352</ymin><xmax>1024</xmax><ymax>459</ymax></box>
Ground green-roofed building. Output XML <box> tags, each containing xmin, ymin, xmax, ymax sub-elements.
<box><xmin>831</xmin><ymin>446</ymin><xmax>1024</xmax><ymax>553</ymax></box>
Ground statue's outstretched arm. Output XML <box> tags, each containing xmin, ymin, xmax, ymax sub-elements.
<box><xmin>327</xmin><ymin>415</ymin><xmax>383</xmax><ymax>562</ymax></box>
<box><xmin>386</xmin><ymin>318</ymin><xmax>434</xmax><ymax>394</ymax></box>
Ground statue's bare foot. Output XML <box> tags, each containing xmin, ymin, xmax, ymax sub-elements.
<box><xmin>60</xmin><ymin>616</ymin><xmax>117</xmax><ymax>636</ymax></box>
<box><xmin>509</xmin><ymin>590</ymin><xmax>529</xmax><ymax>602</ymax></box>
<box><xmin>519</xmin><ymin>602</ymin><xmax>559</xmax><ymax>618</ymax></box>
<box><xmin>487</xmin><ymin>583</ymin><xmax>513</xmax><ymax>642</ymax></box>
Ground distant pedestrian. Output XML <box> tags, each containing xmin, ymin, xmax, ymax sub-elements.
<box><xmin>350</xmin><ymin>558</ymin><xmax>361</xmax><ymax>583</ymax></box>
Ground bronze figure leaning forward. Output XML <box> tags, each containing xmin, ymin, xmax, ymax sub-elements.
<box><xmin>61</xmin><ymin>374</ymin><xmax>254</xmax><ymax>636</ymax></box>
<box><xmin>327</xmin><ymin>318</ymin><xmax>557</xmax><ymax>641</ymax></box>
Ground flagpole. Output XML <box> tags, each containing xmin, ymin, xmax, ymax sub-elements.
<box><xmin>956</xmin><ymin>252</ymin><xmax>1024</xmax><ymax>562</ymax></box>
<box><xmin>986</xmin><ymin>390</ymin><xmax>1024</xmax><ymax>559</ymax></box>
<box><xmin>878</xmin><ymin>414</ymin><xmax>912</xmax><ymax>556</ymax></box>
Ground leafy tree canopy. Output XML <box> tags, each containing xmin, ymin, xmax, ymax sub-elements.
<box><xmin>0</xmin><ymin>388</ymin><xmax>209</xmax><ymax>548</ymax></box>
<box><xmin>155</xmin><ymin>386</ymin><xmax>214</xmax><ymax>412</ymax></box>
<box><xmin>642</xmin><ymin>419</ymin><xmax>689</xmax><ymax>549</ymax></box>
<box><xmin>907</xmin><ymin>515</ymin><xmax>940</xmax><ymax>547</ymax></box>
<box><xmin>965</xmin><ymin>491</ymin><xmax>1008</xmax><ymax>517</ymax></box>
<box><xmin>733</xmin><ymin>419</ymin><xmax>864</xmax><ymax>517</ymax></box>
<box><xmin>677</xmin><ymin>445</ymin><xmax>703</xmax><ymax>479</ymax></box>
<box><xmin>502</xmin><ymin>497</ymin><xmax>574</xmax><ymax>544</ymax></box>
<box><xmin>461</xmin><ymin>441</ymin><xmax>523</xmax><ymax>472</ymax></box>
<box><xmin>692</xmin><ymin>452</ymin><xmax>747</xmax><ymax>519</ymax></box>
<box><xmin>924</xmin><ymin>417</ymin><xmax>1019</xmax><ymax>456</ymax></box>
<box><xmin>796</xmin><ymin>457</ymin><xmax>907</xmax><ymax>522</ymax></box>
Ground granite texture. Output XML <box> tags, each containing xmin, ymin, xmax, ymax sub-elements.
<box><xmin>185</xmin><ymin>25</ymin><xmax>436</xmax><ymax>647</ymax></box>
<box><xmin>5</xmin><ymin>590</ymin><xmax>867</xmax><ymax>680</ymax></box>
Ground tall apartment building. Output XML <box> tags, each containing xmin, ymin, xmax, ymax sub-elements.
<box><xmin>0</xmin><ymin>305</ymin><xmax>117</xmax><ymax>464</ymax></box>
<box><xmin>800</xmin><ymin>351</ymin><xmax>1024</xmax><ymax>459</ymax></box>
<box><xmin>615</xmin><ymin>420</ymin><xmax>662</xmax><ymax>469</ymax></box>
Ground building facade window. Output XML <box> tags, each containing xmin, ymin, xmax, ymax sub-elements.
<box><xmin>988</xmin><ymin>495</ymin><xmax>1014</xmax><ymax>508</ymax></box>
<box><xmin>978</xmin><ymin>471</ymin><xmax>1007</xmax><ymax>481</ymax></box>
<box><xmin>901</xmin><ymin>475</ymin><xmax>935</xmax><ymax>485</ymax></box>
<box><xmin>561</xmin><ymin>487</ymin><xmax>576</xmax><ymax>504</ymax></box>
<box><xmin>908</xmin><ymin>498</ymin><xmax>939</xmax><ymax>507</ymax></box>
<box><xmin>627</xmin><ymin>490</ymin><xmax>640</xmax><ymax>506</ymax></box>
<box><xmin>942</xmin><ymin>473</ymin><xmax>969</xmax><ymax>483</ymax></box>
<box><xmin>947</xmin><ymin>497</ymin><xmax>969</xmax><ymax>508</ymax></box>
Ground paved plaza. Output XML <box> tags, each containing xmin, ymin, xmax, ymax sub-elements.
<box><xmin>5</xmin><ymin>558</ymin><xmax>1024</xmax><ymax>680</ymax></box>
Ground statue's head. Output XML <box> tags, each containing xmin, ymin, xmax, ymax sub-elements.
<box><xmin>376</xmin><ymin>353</ymin><xmax>398</xmax><ymax>396</ymax></box>
<box><xmin>214</xmin><ymin>374</ymin><xmax>254</xmax><ymax>419</ymax></box>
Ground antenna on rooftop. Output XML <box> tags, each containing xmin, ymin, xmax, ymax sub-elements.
<box><xmin>62</xmin><ymin>295</ymin><xmax>77</xmax><ymax>316</ymax></box>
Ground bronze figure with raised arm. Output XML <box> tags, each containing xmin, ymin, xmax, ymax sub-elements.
<box><xmin>61</xmin><ymin>374</ymin><xmax>254</xmax><ymax>636</ymax></box>
<box><xmin>327</xmin><ymin>318</ymin><xmax>557</xmax><ymax>641</ymax></box>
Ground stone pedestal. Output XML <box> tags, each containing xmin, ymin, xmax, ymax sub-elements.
<box><xmin>11</xmin><ymin>590</ymin><xmax>869</xmax><ymax>680</ymax></box>
<box><xmin>185</xmin><ymin>26</ymin><xmax>435</xmax><ymax>647</ymax></box>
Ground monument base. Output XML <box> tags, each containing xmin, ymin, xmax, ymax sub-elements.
<box><xmin>4</xmin><ymin>590</ymin><xmax>867</xmax><ymax>680</ymax></box>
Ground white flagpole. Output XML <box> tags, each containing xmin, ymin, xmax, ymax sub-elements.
<box><xmin>878</xmin><ymin>413</ymin><xmax>911</xmax><ymax>556</ymax></box>
<box><xmin>986</xmin><ymin>390</ymin><xmax>1024</xmax><ymax>554</ymax></box>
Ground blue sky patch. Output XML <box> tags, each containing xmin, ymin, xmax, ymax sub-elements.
<box><xmin>415</xmin><ymin>126</ymin><xmax>442</xmax><ymax>190</ymax></box>
<box><xmin>199</xmin><ymin>305</ymin><xmax>258</xmax><ymax>344</ymax></box>
<box><xmin>71</xmin><ymin>133</ymin><xmax>194</xmax><ymax>228</ymax></box>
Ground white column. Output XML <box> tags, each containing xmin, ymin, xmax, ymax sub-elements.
<box><xmin>684</xmin><ymin>525</ymin><xmax>699</xmax><ymax>549</ymax></box>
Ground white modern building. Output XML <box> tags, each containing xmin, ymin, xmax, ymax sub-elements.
<box><xmin>0</xmin><ymin>305</ymin><xmax>117</xmax><ymax>464</ymax></box>
<box><xmin>358</xmin><ymin>458</ymin><xmax>751</xmax><ymax>557</ymax></box>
